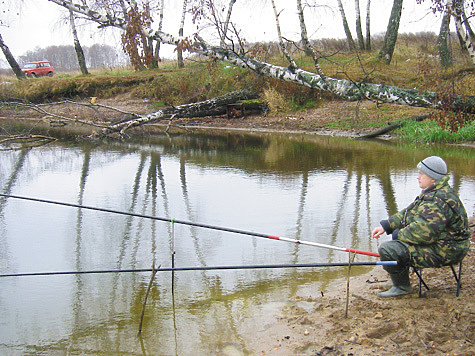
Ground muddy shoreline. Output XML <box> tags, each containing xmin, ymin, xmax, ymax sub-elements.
<box><xmin>255</xmin><ymin>230</ymin><xmax>475</xmax><ymax>356</ymax></box>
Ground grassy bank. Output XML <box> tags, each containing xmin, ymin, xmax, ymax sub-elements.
<box><xmin>1</xmin><ymin>33</ymin><xmax>474</xmax><ymax>143</ymax></box>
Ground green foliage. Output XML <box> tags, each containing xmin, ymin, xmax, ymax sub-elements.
<box><xmin>397</xmin><ymin>119</ymin><xmax>475</xmax><ymax>143</ymax></box>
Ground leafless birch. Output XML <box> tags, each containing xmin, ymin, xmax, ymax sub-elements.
<box><xmin>44</xmin><ymin>0</ymin><xmax>475</xmax><ymax>115</ymax></box>
<box><xmin>69</xmin><ymin>8</ymin><xmax>89</xmax><ymax>75</ymax></box>
<box><xmin>365</xmin><ymin>0</ymin><xmax>371</xmax><ymax>50</ymax></box>
<box><xmin>270</xmin><ymin>0</ymin><xmax>298</xmax><ymax>71</ymax></box>
<box><xmin>355</xmin><ymin>0</ymin><xmax>365</xmax><ymax>50</ymax></box>
<box><xmin>336</xmin><ymin>0</ymin><xmax>356</xmax><ymax>50</ymax></box>
<box><xmin>177</xmin><ymin>0</ymin><xmax>188</xmax><ymax>68</ymax></box>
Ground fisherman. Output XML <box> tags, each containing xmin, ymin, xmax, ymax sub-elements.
<box><xmin>371</xmin><ymin>156</ymin><xmax>470</xmax><ymax>298</ymax></box>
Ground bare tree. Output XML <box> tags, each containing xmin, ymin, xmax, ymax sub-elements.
<box><xmin>69</xmin><ymin>8</ymin><xmax>89</xmax><ymax>75</ymax></box>
<box><xmin>200</xmin><ymin>0</ymin><xmax>240</xmax><ymax>50</ymax></box>
<box><xmin>43</xmin><ymin>0</ymin><xmax>475</xmax><ymax>117</ymax></box>
<box><xmin>155</xmin><ymin>0</ymin><xmax>165</xmax><ymax>61</ymax></box>
<box><xmin>177</xmin><ymin>0</ymin><xmax>188</xmax><ymax>68</ymax></box>
<box><xmin>297</xmin><ymin>0</ymin><xmax>312</xmax><ymax>56</ymax></box>
<box><xmin>355</xmin><ymin>0</ymin><xmax>365</xmax><ymax>50</ymax></box>
<box><xmin>0</xmin><ymin>33</ymin><xmax>25</xmax><ymax>79</ymax></box>
<box><xmin>271</xmin><ymin>0</ymin><xmax>298</xmax><ymax>71</ymax></box>
<box><xmin>0</xmin><ymin>0</ymin><xmax>26</xmax><ymax>79</ymax></box>
<box><xmin>377</xmin><ymin>0</ymin><xmax>403</xmax><ymax>64</ymax></box>
<box><xmin>336</xmin><ymin>0</ymin><xmax>356</xmax><ymax>50</ymax></box>
<box><xmin>365</xmin><ymin>0</ymin><xmax>371</xmax><ymax>50</ymax></box>
<box><xmin>438</xmin><ymin>2</ymin><xmax>451</xmax><ymax>68</ymax></box>
<box><xmin>222</xmin><ymin>0</ymin><xmax>237</xmax><ymax>46</ymax></box>
<box><xmin>451</xmin><ymin>0</ymin><xmax>475</xmax><ymax>63</ymax></box>
<box><xmin>295</xmin><ymin>0</ymin><xmax>330</xmax><ymax>79</ymax></box>
<box><xmin>87</xmin><ymin>44</ymin><xmax>124</xmax><ymax>68</ymax></box>
<box><xmin>418</xmin><ymin>0</ymin><xmax>475</xmax><ymax>63</ymax></box>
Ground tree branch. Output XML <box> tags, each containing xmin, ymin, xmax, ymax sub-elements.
<box><xmin>96</xmin><ymin>89</ymin><xmax>258</xmax><ymax>137</ymax></box>
<box><xmin>50</xmin><ymin>0</ymin><xmax>475</xmax><ymax>113</ymax></box>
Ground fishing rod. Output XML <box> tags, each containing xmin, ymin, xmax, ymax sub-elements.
<box><xmin>0</xmin><ymin>193</ymin><xmax>380</xmax><ymax>257</ymax></box>
<box><xmin>0</xmin><ymin>261</ymin><xmax>397</xmax><ymax>278</ymax></box>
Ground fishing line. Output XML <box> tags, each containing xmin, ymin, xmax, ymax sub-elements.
<box><xmin>0</xmin><ymin>261</ymin><xmax>397</xmax><ymax>278</ymax></box>
<box><xmin>0</xmin><ymin>193</ymin><xmax>380</xmax><ymax>257</ymax></box>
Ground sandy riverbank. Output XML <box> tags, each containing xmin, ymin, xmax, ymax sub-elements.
<box><xmin>252</xmin><ymin>218</ymin><xmax>475</xmax><ymax>356</ymax></box>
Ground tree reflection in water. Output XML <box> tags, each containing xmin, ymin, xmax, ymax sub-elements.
<box><xmin>0</xmin><ymin>133</ymin><xmax>473</xmax><ymax>355</ymax></box>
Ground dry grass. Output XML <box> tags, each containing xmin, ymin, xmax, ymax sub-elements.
<box><xmin>1</xmin><ymin>32</ymin><xmax>474</xmax><ymax>111</ymax></box>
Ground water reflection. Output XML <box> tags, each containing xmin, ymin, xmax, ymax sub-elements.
<box><xmin>0</xmin><ymin>132</ymin><xmax>474</xmax><ymax>355</ymax></box>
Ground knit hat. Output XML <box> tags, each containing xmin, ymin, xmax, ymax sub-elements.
<box><xmin>417</xmin><ymin>156</ymin><xmax>447</xmax><ymax>181</ymax></box>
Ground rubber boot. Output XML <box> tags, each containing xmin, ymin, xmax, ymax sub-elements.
<box><xmin>377</xmin><ymin>269</ymin><xmax>413</xmax><ymax>298</ymax></box>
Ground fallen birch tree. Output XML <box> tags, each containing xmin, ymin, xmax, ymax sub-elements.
<box><xmin>1</xmin><ymin>91</ymin><xmax>260</xmax><ymax>138</ymax></box>
<box><xmin>99</xmin><ymin>89</ymin><xmax>258</xmax><ymax>136</ymax></box>
<box><xmin>47</xmin><ymin>0</ymin><xmax>475</xmax><ymax>115</ymax></box>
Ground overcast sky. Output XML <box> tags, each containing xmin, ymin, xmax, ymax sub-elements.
<box><xmin>0</xmin><ymin>0</ymin><xmax>440</xmax><ymax>68</ymax></box>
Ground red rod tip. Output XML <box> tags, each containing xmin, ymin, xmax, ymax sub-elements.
<box><xmin>346</xmin><ymin>248</ymin><xmax>380</xmax><ymax>257</ymax></box>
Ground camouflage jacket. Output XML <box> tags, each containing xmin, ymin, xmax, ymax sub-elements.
<box><xmin>381</xmin><ymin>175</ymin><xmax>470</xmax><ymax>268</ymax></box>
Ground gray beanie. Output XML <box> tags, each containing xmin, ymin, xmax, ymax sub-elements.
<box><xmin>417</xmin><ymin>156</ymin><xmax>447</xmax><ymax>181</ymax></box>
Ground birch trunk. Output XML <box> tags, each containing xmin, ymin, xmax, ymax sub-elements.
<box><xmin>197</xmin><ymin>41</ymin><xmax>475</xmax><ymax>113</ymax></box>
<box><xmin>69</xmin><ymin>9</ymin><xmax>89</xmax><ymax>75</ymax></box>
<box><xmin>451</xmin><ymin>0</ymin><xmax>475</xmax><ymax>64</ymax></box>
<box><xmin>295</xmin><ymin>0</ymin><xmax>328</xmax><ymax>79</ymax></box>
<box><xmin>437</xmin><ymin>5</ymin><xmax>451</xmax><ymax>68</ymax></box>
<box><xmin>365</xmin><ymin>0</ymin><xmax>371</xmax><ymax>50</ymax></box>
<box><xmin>336</xmin><ymin>0</ymin><xmax>356</xmax><ymax>50</ymax></box>
<box><xmin>355</xmin><ymin>0</ymin><xmax>365</xmax><ymax>50</ymax></box>
<box><xmin>270</xmin><ymin>0</ymin><xmax>298</xmax><ymax>70</ymax></box>
<box><xmin>222</xmin><ymin>0</ymin><xmax>237</xmax><ymax>46</ymax></box>
<box><xmin>101</xmin><ymin>89</ymin><xmax>257</xmax><ymax>136</ymax></box>
<box><xmin>377</xmin><ymin>0</ymin><xmax>403</xmax><ymax>64</ymax></box>
<box><xmin>177</xmin><ymin>0</ymin><xmax>188</xmax><ymax>68</ymax></box>
<box><xmin>297</xmin><ymin>0</ymin><xmax>312</xmax><ymax>56</ymax></box>
<box><xmin>48</xmin><ymin>0</ymin><xmax>475</xmax><ymax>113</ymax></box>
<box><xmin>155</xmin><ymin>0</ymin><xmax>165</xmax><ymax>61</ymax></box>
<box><xmin>0</xmin><ymin>33</ymin><xmax>25</xmax><ymax>80</ymax></box>
<box><xmin>462</xmin><ymin>9</ymin><xmax>475</xmax><ymax>43</ymax></box>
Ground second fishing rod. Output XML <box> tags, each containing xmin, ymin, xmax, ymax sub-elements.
<box><xmin>0</xmin><ymin>193</ymin><xmax>380</xmax><ymax>257</ymax></box>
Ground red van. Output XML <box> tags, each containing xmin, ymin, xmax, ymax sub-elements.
<box><xmin>22</xmin><ymin>61</ymin><xmax>55</xmax><ymax>78</ymax></box>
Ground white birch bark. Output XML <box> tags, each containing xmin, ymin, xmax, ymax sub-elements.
<box><xmin>177</xmin><ymin>0</ymin><xmax>188</xmax><ymax>68</ymax></box>
<box><xmin>355</xmin><ymin>0</ymin><xmax>365</xmax><ymax>50</ymax></box>
<box><xmin>365</xmin><ymin>0</ymin><xmax>371</xmax><ymax>50</ymax></box>
<box><xmin>222</xmin><ymin>0</ymin><xmax>237</xmax><ymax>46</ymax></box>
<box><xmin>377</xmin><ymin>0</ymin><xmax>403</xmax><ymax>64</ymax></box>
<box><xmin>296</xmin><ymin>0</ymin><xmax>311</xmax><ymax>55</ymax></box>
<box><xmin>336</xmin><ymin>0</ymin><xmax>356</xmax><ymax>50</ymax></box>
<box><xmin>450</xmin><ymin>0</ymin><xmax>475</xmax><ymax>64</ymax></box>
<box><xmin>270</xmin><ymin>0</ymin><xmax>298</xmax><ymax>71</ymax></box>
<box><xmin>0</xmin><ymin>32</ymin><xmax>25</xmax><ymax>79</ymax></box>
<box><xmin>102</xmin><ymin>89</ymin><xmax>256</xmax><ymax>135</ymax></box>
<box><xmin>295</xmin><ymin>0</ymin><xmax>328</xmax><ymax>79</ymax></box>
<box><xmin>69</xmin><ymin>8</ymin><xmax>89</xmax><ymax>75</ymax></box>
<box><xmin>155</xmin><ymin>0</ymin><xmax>165</xmax><ymax>60</ymax></box>
<box><xmin>47</xmin><ymin>0</ymin><xmax>475</xmax><ymax>114</ymax></box>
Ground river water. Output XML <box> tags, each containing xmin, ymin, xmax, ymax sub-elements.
<box><xmin>0</xmin><ymin>132</ymin><xmax>474</xmax><ymax>355</ymax></box>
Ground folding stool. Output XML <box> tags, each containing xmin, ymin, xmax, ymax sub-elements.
<box><xmin>412</xmin><ymin>259</ymin><xmax>464</xmax><ymax>297</ymax></box>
